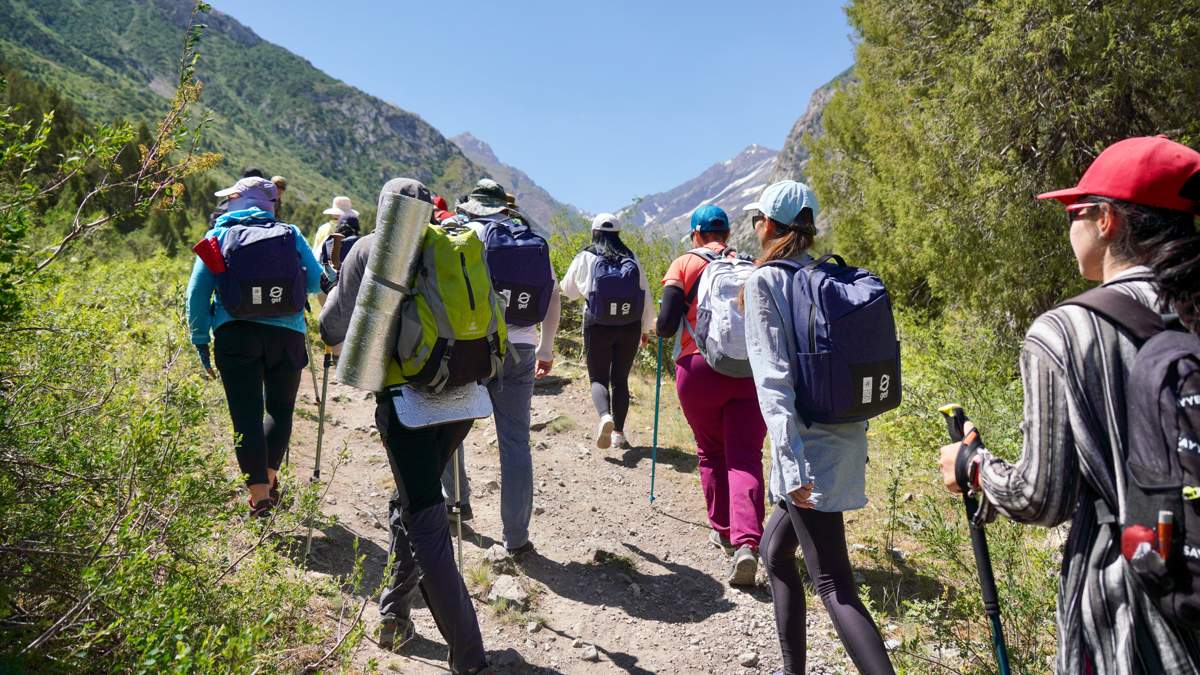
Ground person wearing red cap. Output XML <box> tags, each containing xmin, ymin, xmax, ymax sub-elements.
<box><xmin>432</xmin><ymin>194</ymin><xmax>455</xmax><ymax>224</ymax></box>
<box><xmin>938</xmin><ymin>136</ymin><xmax>1200</xmax><ymax>673</ymax></box>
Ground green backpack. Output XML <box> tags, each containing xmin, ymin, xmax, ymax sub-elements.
<box><xmin>393</xmin><ymin>221</ymin><xmax>507</xmax><ymax>392</ymax></box>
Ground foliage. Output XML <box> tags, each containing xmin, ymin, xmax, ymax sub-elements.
<box><xmin>809</xmin><ymin>0</ymin><xmax>1200</xmax><ymax>341</ymax></box>
<box><xmin>0</xmin><ymin>7</ymin><xmax>370</xmax><ymax>671</ymax></box>
<box><xmin>0</xmin><ymin>257</ymin><xmax>328</xmax><ymax>672</ymax></box>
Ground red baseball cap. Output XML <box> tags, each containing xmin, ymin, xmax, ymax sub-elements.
<box><xmin>1038</xmin><ymin>135</ymin><xmax>1200</xmax><ymax>213</ymax></box>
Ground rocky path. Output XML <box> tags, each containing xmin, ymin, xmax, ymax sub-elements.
<box><xmin>285</xmin><ymin>360</ymin><xmax>860</xmax><ymax>674</ymax></box>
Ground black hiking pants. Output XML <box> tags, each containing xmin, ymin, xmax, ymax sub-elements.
<box><xmin>375</xmin><ymin>395</ymin><xmax>485</xmax><ymax>673</ymax></box>
<box><xmin>761</xmin><ymin>502</ymin><xmax>895</xmax><ymax>675</ymax></box>
<box><xmin>213</xmin><ymin>321</ymin><xmax>306</xmax><ymax>486</ymax></box>
<box><xmin>583</xmin><ymin>321</ymin><xmax>642</xmax><ymax>431</ymax></box>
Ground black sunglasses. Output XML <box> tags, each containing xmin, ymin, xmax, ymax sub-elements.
<box><xmin>751</xmin><ymin>212</ymin><xmax>766</xmax><ymax>228</ymax></box>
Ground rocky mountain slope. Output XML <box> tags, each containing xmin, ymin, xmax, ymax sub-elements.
<box><xmin>730</xmin><ymin>70</ymin><xmax>852</xmax><ymax>248</ymax></box>
<box><xmin>0</xmin><ymin>0</ymin><xmax>480</xmax><ymax>206</ymax></box>
<box><xmin>452</xmin><ymin>133</ymin><xmax>585</xmax><ymax>233</ymax></box>
<box><xmin>616</xmin><ymin>145</ymin><xmax>778</xmax><ymax>240</ymax></box>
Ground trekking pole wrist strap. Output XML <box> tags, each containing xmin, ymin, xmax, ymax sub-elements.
<box><xmin>955</xmin><ymin>440</ymin><xmax>983</xmax><ymax>493</ymax></box>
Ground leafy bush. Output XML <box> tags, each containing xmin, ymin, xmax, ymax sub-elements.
<box><xmin>0</xmin><ymin>257</ymin><xmax>333</xmax><ymax>672</ymax></box>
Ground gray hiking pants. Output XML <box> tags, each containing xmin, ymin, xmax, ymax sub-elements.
<box><xmin>440</xmin><ymin>344</ymin><xmax>536</xmax><ymax>549</ymax></box>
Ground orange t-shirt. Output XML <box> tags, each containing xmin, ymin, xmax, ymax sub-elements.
<box><xmin>662</xmin><ymin>241</ymin><xmax>733</xmax><ymax>362</ymax></box>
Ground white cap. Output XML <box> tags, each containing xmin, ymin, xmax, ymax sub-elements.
<box><xmin>591</xmin><ymin>213</ymin><xmax>620</xmax><ymax>232</ymax></box>
<box><xmin>322</xmin><ymin>195</ymin><xmax>358</xmax><ymax>218</ymax></box>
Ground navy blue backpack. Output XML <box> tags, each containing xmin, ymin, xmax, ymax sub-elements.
<box><xmin>767</xmin><ymin>254</ymin><xmax>901</xmax><ymax>424</ymax></box>
<box><xmin>585</xmin><ymin>249</ymin><xmax>644</xmax><ymax>327</ymax></box>
<box><xmin>477</xmin><ymin>216</ymin><xmax>555</xmax><ymax>327</ymax></box>
<box><xmin>217</xmin><ymin>222</ymin><xmax>307</xmax><ymax>318</ymax></box>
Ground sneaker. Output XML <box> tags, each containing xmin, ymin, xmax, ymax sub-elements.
<box><xmin>611</xmin><ymin>430</ymin><xmax>631</xmax><ymax>449</ymax></box>
<box><xmin>728</xmin><ymin>545</ymin><xmax>758</xmax><ymax>587</ymax></box>
<box><xmin>596</xmin><ymin>414</ymin><xmax>614</xmax><ymax>449</ymax></box>
<box><xmin>378</xmin><ymin>615</ymin><xmax>415</xmax><ymax>651</ymax></box>
<box><xmin>708</xmin><ymin>529</ymin><xmax>734</xmax><ymax>555</ymax></box>
<box><xmin>248</xmin><ymin>496</ymin><xmax>273</xmax><ymax>519</ymax></box>
<box><xmin>506</xmin><ymin>540</ymin><xmax>536</xmax><ymax>559</ymax></box>
<box><xmin>446</xmin><ymin>503</ymin><xmax>474</xmax><ymax>524</ymax></box>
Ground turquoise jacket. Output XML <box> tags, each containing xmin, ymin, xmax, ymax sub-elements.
<box><xmin>187</xmin><ymin>208</ymin><xmax>323</xmax><ymax>345</ymax></box>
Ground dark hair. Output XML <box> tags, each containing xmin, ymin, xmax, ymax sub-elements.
<box><xmin>1098</xmin><ymin>196</ymin><xmax>1200</xmax><ymax>331</ymax></box>
<box><xmin>589</xmin><ymin>230</ymin><xmax>635</xmax><ymax>260</ymax></box>
<box><xmin>693</xmin><ymin>230</ymin><xmax>730</xmax><ymax>245</ymax></box>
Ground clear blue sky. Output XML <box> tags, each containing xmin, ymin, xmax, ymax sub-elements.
<box><xmin>206</xmin><ymin>0</ymin><xmax>856</xmax><ymax>213</ymax></box>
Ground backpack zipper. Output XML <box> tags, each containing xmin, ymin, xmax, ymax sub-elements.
<box><xmin>460</xmin><ymin>252</ymin><xmax>476</xmax><ymax>310</ymax></box>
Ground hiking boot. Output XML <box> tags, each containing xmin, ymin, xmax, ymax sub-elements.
<box><xmin>611</xmin><ymin>430</ymin><xmax>631</xmax><ymax>449</ymax></box>
<box><xmin>378</xmin><ymin>615</ymin><xmax>415</xmax><ymax>652</ymax></box>
<box><xmin>447</xmin><ymin>503</ymin><xmax>473</xmax><ymax>524</ymax></box>
<box><xmin>708</xmin><ymin>529</ymin><xmax>734</xmax><ymax>555</ymax></box>
<box><xmin>728</xmin><ymin>545</ymin><xmax>758</xmax><ymax>587</ymax></box>
<box><xmin>506</xmin><ymin>540</ymin><xmax>535</xmax><ymax>559</ymax></box>
<box><xmin>596</xmin><ymin>414</ymin><xmax>614</xmax><ymax>449</ymax></box>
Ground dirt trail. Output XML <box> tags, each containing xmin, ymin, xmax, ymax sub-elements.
<box><xmin>285</xmin><ymin>359</ymin><xmax>857</xmax><ymax>674</ymax></box>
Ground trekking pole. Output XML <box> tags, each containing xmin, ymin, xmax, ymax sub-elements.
<box><xmin>939</xmin><ymin>403</ymin><xmax>1012</xmax><ymax>675</ymax></box>
<box><xmin>649</xmin><ymin>336</ymin><xmax>663</xmax><ymax>503</ymax></box>
<box><xmin>303</xmin><ymin>346</ymin><xmax>335</xmax><ymax>566</ymax></box>
<box><xmin>453</xmin><ymin>448</ymin><xmax>463</xmax><ymax>571</ymax></box>
<box><xmin>303</xmin><ymin>309</ymin><xmax>321</xmax><ymax>405</ymax></box>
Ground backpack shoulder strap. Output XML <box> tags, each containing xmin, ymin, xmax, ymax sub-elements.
<box><xmin>1059</xmin><ymin>286</ymin><xmax>1165</xmax><ymax>344</ymax></box>
<box><xmin>683</xmin><ymin>248</ymin><xmax>725</xmax><ymax>303</ymax></box>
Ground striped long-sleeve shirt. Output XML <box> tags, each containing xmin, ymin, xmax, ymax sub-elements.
<box><xmin>976</xmin><ymin>266</ymin><xmax>1200</xmax><ymax>674</ymax></box>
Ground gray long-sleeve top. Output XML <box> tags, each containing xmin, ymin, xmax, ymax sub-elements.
<box><xmin>742</xmin><ymin>254</ymin><xmax>869</xmax><ymax>511</ymax></box>
<box><xmin>318</xmin><ymin>232</ymin><xmax>375</xmax><ymax>346</ymax></box>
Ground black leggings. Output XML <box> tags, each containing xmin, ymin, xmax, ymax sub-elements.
<box><xmin>213</xmin><ymin>321</ymin><xmax>307</xmax><ymax>486</ymax></box>
<box><xmin>761</xmin><ymin>502</ymin><xmax>894</xmax><ymax>675</ymax></box>
<box><xmin>583</xmin><ymin>321</ymin><xmax>641</xmax><ymax>431</ymax></box>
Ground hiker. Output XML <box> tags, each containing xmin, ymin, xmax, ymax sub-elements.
<box><xmin>438</xmin><ymin>178</ymin><xmax>561</xmax><ymax>555</ymax></box>
<box><xmin>187</xmin><ymin>176</ymin><xmax>326</xmax><ymax>518</ymax></box>
<box><xmin>432</xmin><ymin>194</ymin><xmax>455</xmax><ymax>224</ymax></box>
<box><xmin>319</xmin><ymin>178</ymin><xmax>490</xmax><ymax>673</ymax></box>
<box><xmin>270</xmin><ymin>175</ymin><xmax>287</xmax><ymax>212</ymax></box>
<box><xmin>937</xmin><ymin>136</ymin><xmax>1200</xmax><ymax>673</ymax></box>
<box><xmin>318</xmin><ymin>212</ymin><xmax>361</xmax><ymax>268</ymax></box>
<box><xmin>312</xmin><ymin>195</ymin><xmax>358</xmax><ymax>254</ymax></box>
<box><xmin>656</xmin><ymin>204</ymin><xmax>767</xmax><ymax>586</ymax></box>
<box><xmin>743</xmin><ymin>181</ymin><xmax>896</xmax><ymax>674</ymax></box>
<box><xmin>561</xmin><ymin>213</ymin><xmax>654</xmax><ymax>449</ymax></box>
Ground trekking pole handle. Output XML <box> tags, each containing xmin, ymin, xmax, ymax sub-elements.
<box><xmin>939</xmin><ymin>403</ymin><xmax>969</xmax><ymax>443</ymax></box>
<box><xmin>330</xmin><ymin>233</ymin><xmax>345</xmax><ymax>272</ymax></box>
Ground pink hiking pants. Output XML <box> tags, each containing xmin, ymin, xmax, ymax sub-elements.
<box><xmin>675</xmin><ymin>354</ymin><xmax>768</xmax><ymax>549</ymax></box>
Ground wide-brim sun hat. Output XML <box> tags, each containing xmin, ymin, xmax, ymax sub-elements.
<box><xmin>744</xmin><ymin>180</ymin><xmax>818</xmax><ymax>226</ymax></box>
<box><xmin>458</xmin><ymin>179</ymin><xmax>510</xmax><ymax>217</ymax></box>
<box><xmin>323</xmin><ymin>195</ymin><xmax>358</xmax><ymax>218</ymax></box>
<box><xmin>591</xmin><ymin>213</ymin><xmax>620</xmax><ymax>232</ymax></box>
<box><xmin>1037</xmin><ymin>135</ymin><xmax>1200</xmax><ymax>213</ymax></box>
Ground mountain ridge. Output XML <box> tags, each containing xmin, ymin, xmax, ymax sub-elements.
<box><xmin>451</xmin><ymin>132</ymin><xmax>584</xmax><ymax>233</ymax></box>
<box><xmin>0</xmin><ymin>0</ymin><xmax>482</xmax><ymax>211</ymax></box>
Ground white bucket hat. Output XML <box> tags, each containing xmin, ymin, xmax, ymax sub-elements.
<box><xmin>323</xmin><ymin>195</ymin><xmax>358</xmax><ymax>218</ymax></box>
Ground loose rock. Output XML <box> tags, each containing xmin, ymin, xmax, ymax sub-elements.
<box><xmin>581</xmin><ymin>645</ymin><xmax>600</xmax><ymax>662</ymax></box>
<box><xmin>487</xmin><ymin>574</ymin><xmax>529</xmax><ymax>609</ymax></box>
<box><xmin>739</xmin><ymin>652</ymin><xmax>759</xmax><ymax>667</ymax></box>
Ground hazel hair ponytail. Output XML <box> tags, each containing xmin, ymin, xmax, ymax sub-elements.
<box><xmin>758</xmin><ymin>207</ymin><xmax>817</xmax><ymax>265</ymax></box>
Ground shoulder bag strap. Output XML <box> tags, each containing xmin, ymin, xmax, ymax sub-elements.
<box><xmin>1059</xmin><ymin>285</ymin><xmax>1164</xmax><ymax>345</ymax></box>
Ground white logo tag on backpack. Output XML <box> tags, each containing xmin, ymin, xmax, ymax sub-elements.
<box><xmin>1181</xmin><ymin>435</ymin><xmax>1200</xmax><ymax>455</ymax></box>
<box><xmin>880</xmin><ymin>374</ymin><xmax>891</xmax><ymax>400</ymax></box>
<box><xmin>270</xmin><ymin>286</ymin><xmax>283</xmax><ymax>304</ymax></box>
<box><xmin>518</xmin><ymin>291</ymin><xmax>532</xmax><ymax>310</ymax></box>
<box><xmin>861</xmin><ymin>377</ymin><xmax>874</xmax><ymax>404</ymax></box>
<box><xmin>252</xmin><ymin>287</ymin><xmax>262</xmax><ymax>305</ymax></box>
<box><xmin>1182</xmin><ymin>393</ymin><xmax>1200</xmax><ymax>408</ymax></box>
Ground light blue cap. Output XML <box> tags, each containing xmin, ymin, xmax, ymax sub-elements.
<box><xmin>743</xmin><ymin>180</ymin><xmax>817</xmax><ymax>226</ymax></box>
<box><xmin>690</xmin><ymin>204</ymin><xmax>730</xmax><ymax>232</ymax></box>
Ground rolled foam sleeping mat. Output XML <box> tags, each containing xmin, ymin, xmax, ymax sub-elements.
<box><xmin>336</xmin><ymin>190</ymin><xmax>432</xmax><ymax>392</ymax></box>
